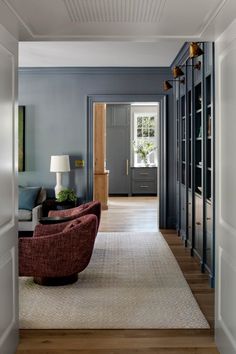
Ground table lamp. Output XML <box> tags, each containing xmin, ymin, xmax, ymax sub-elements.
<box><xmin>50</xmin><ymin>155</ymin><xmax>70</xmax><ymax>198</ymax></box>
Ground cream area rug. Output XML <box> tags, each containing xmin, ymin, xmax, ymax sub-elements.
<box><xmin>19</xmin><ymin>232</ymin><xmax>209</xmax><ymax>329</ymax></box>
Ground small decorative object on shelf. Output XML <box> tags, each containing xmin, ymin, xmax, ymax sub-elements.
<box><xmin>56</xmin><ymin>188</ymin><xmax>77</xmax><ymax>206</ymax></box>
<box><xmin>132</xmin><ymin>141</ymin><xmax>156</xmax><ymax>167</ymax></box>
<box><xmin>198</xmin><ymin>126</ymin><xmax>202</xmax><ymax>138</ymax></box>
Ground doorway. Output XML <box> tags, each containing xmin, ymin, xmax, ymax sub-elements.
<box><xmin>87</xmin><ymin>94</ymin><xmax>167</xmax><ymax>229</ymax></box>
<box><xmin>94</xmin><ymin>101</ymin><xmax>160</xmax><ymax>230</ymax></box>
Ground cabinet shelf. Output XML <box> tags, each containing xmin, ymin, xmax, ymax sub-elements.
<box><xmin>195</xmin><ymin>191</ymin><xmax>202</xmax><ymax>198</ymax></box>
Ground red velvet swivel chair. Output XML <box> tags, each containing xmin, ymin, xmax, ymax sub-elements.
<box><xmin>48</xmin><ymin>200</ymin><xmax>101</xmax><ymax>232</ymax></box>
<box><xmin>19</xmin><ymin>214</ymin><xmax>97</xmax><ymax>285</ymax></box>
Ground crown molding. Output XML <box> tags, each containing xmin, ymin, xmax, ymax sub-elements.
<box><xmin>19</xmin><ymin>67</ymin><xmax>172</xmax><ymax>76</ymax></box>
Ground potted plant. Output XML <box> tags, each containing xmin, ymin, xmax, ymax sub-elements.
<box><xmin>133</xmin><ymin>141</ymin><xmax>156</xmax><ymax>166</ymax></box>
<box><xmin>56</xmin><ymin>188</ymin><xmax>77</xmax><ymax>206</ymax></box>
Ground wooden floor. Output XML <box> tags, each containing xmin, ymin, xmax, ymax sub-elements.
<box><xmin>17</xmin><ymin>197</ymin><xmax>219</xmax><ymax>354</ymax></box>
<box><xmin>100</xmin><ymin>196</ymin><xmax>158</xmax><ymax>232</ymax></box>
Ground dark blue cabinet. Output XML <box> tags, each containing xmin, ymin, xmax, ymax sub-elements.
<box><xmin>106</xmin><ymin>104</ymin><xmax>131</xmax><ymax>195</ymax></box>
<box><xmin>131</xmin><ymin>167</ymin><xmax>157</xmax><ymax>195</ymax></box>
<box><xmin>173</xmin><ymin>42</ymin><xmax>215</xmax><ymax>286</ymax></box>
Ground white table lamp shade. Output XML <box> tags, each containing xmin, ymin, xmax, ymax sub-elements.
<box><xmin>50</xmin><ymin>155</ymin><xmax>70</xmax><ymax>198</ymax></box>
<box><xmin>50</xmin><ymin>155</ymin><xmax>70</xmax><ymax>172</ymax></box>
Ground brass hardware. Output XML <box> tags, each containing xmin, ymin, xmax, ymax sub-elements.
<box><xmin>207</xmin><ymin>217</ymin><xmax>211</xmax><ymax>220</ymax></box>
<box><xmin>196</xmin><ymin>222</ymin><xmax>201</xmax><ymax>225</ymax></box>
<box><xmin>126</xmin><ymin>159</ymin><xmax>129</xmax><ymax>176</ymax></box>
<box><xmin>140</xmin><ymin>172</ymin><xmax>148</xmax><ymax>175</ymax></box>
<box><xmin>163</xmin><ymin>80</ymin><xmax>173</xmax><ymax>91</ymax></box>
<box><xmin>194</xmin><ymin>61</ymin><xmax>201</xmax><ymax>70</ymax></box>
<box><xmin>75</xmin><ymin>159</ymin><xmax>85</xmax><ymax>168</ymax></box>
<box><xmin>189</xmin><ymin>42</ymin><xmax>204</xmax><ymax>58</ymax></box>
<box><xmin>173</xmin><ymin>61</ymin><xmax>201</xmax><ymax>79</ymax></box>
<box><xmin>163</xmin><ymin>77</ymin><xmax>185</xmax><ymax>91</ymax></box>
<box><xmin>172</xmin><ymin>66</ymin><xmax>184</xmax><ymax>79</ymax></box>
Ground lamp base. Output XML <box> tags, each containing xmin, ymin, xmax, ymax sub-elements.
<box><xmin>55</xmin><ymin>172</ymin><xmax>64</xmax><ymax>198</ymax></box>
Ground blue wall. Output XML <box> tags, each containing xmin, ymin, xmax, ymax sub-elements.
<box><xmin>19</xmin><ymin>67</ymin><xmax>175</xmax><ymax>226</ymax></box>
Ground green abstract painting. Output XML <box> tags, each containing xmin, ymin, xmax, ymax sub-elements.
<box><xmin>18</xmin><ymin>106</ymin><xmax>25</xmax><ymax>172</ymax></box>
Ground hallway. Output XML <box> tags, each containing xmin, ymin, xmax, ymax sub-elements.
<box><xmin>17</xmin><ymin>197</ymin><xmax>218</xmax><ymax>354</ymax></box>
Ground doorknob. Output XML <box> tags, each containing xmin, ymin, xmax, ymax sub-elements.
<box><xmin>126</xmin><ymin>159</ymin><xmax>129</xmax><ymax>176</ymax></box>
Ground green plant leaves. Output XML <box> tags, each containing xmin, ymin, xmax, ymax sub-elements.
<box><xmin>56</xmin><ymin>189</ymin><xmax>77</xmax><ymax>202</ymax></box>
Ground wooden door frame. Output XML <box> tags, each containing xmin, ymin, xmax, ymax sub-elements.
<box><xmin>87</xmin><ymin>94</ymin><xmax>168</xmax><ymax>228</ymax></box>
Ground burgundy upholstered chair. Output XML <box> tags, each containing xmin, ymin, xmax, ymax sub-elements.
<box><xmin>48</xmin><ymin>200</ymin><xmax>101</xmax><ymax>232</ymax></box>
<box><xmin>19</xmin><ymin>214</ymin><xmax>97</xmax><ymax>285</ymax></box>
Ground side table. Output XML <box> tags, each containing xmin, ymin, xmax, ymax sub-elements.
<box><xmin>42</xmin><ymin>199</ymin><xmax>77</xmax><ymax>216</ymax></box>
<box><xmin>39</xmin><ymin>216</ymin><xmax>73</xmax><ymax>224</ymax></box>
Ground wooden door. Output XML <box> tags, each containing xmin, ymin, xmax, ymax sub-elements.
<box><xmin>0</xmin><ymin>28</ymin><xmax>18</xmax><ymax>353</ymax></box>
<box><xmin>215</xmin><ymin>21</ymin><xmax>236</xmax><ymax>354</ymax></box>
<box><xmin>106</xmin><ymin>104</ymin><xmax>130</xmax><ymax>195</ymax></box>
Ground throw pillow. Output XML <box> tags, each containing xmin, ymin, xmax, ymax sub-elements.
<box><xmin>19</xmin><ymin>187</ymin><xmax>41</xmax><ymax>211</ymax></box>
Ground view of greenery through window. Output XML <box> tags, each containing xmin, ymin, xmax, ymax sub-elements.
<box><xmin>134</xmin><ymin>113</ymin><xmax>157</xmax><ymax>166</ymax></box>
<box><xmin>137</xmin><ymin>116</ymin><xmax>155</xmax><ymax>138</ymax></box>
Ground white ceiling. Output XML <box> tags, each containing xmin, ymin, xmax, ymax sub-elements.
<box><xmin>2</xmin><ymin>0</ymin><xmax>227</xmax><ymax>40</ymax></box>
<box><xmin>0</xmin><ymin>0</ymin><xmax>235</xmax><ymax>67</ymax></box>
<box><xmin>19</xmin><ymin>41</ymin><xmax>183</xmax><ymax>67</ymax></box>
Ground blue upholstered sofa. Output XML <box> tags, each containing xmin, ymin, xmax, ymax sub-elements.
<box><xmin>18</xmin><ymin>187</ymin><xmax>47</xmax><ymax>232</ymax></box>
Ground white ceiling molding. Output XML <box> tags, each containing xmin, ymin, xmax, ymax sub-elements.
<box><xmin>1</xmin><ymin>0</ymin><xmax>229</xmax><ymax>41</ymax></box>
<box><xmin>198</xmin><ymin>0</ymin><xmax>228</xmax><ymax>36</ymax></box>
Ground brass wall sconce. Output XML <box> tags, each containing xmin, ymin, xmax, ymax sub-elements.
<box><xmin>163</xmin><ymin>77</ymin><xmax>185</xmax><ymax>91</ymax></box>
<box><xmin>189</xmin><ymin>42</ymin><xmax>204</xmax><ymax>58</ymax></box>
<box><xmin>164</xmin><ymin>42</ymin><xmax>203</xmax><ymax>91</ymax></box>
<box><xmin>172</xmin><ymin>66</ymin><xmax>184</xmax><ymax>79</ymax></box>
<box><xmin>172</xmin><ymin>61</ymin><xmax>201</xmax><ymax>79</ymax></box>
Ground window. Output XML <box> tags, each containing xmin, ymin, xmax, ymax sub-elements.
<box><xmin>133</xmin><ymin>112</ymin><xmax>158</xmax><ymax>167</ymax></box>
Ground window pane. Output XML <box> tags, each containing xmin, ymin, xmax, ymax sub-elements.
<box><xmin>143</xmin><ymin>117</ymin><xmax>148</xmax><ymax>125</ymax></box>
<box><xmin>137</xmin><ymin>129</ymin><xmax>142</xmax><ymax>137</ymax></box>
<box><xmin>143</xmin><ymin>129</ymin><xmax>148</xmax><ymax>137</ymax></box>
<box><xmin>149</xmin><ymin>128</ymin><xmax>155</xmax><ymax>137</ymax></box>
<box><xmin>137</xmin><ymin>117</ymin><xmax>142</xmax><ymax>127</ymax></box>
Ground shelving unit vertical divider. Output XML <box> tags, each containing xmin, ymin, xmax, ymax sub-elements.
<box><xmin>191</xmin><ymin>56</ymin><xmax>195</xmax><ymax>257</ymax></box>
<box><xmin>177</xmin><ymin>79</ymin><xmax>181</xmax><ymax>236</ymax></box>
<box><xmin>202</xmin><ymin>42</ymin><xmax>207</xmax><ymax>272</ymax></box>
<box><xmin>185</xmin><ymin>62</ymin><xmax>189</xmax><ymax>247</ymax></box>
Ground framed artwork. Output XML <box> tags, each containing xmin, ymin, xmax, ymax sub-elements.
<box><xmin>18</xmin><ymin>106</ymin><xmax>25</xmax><ymax>172</ymax></box>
